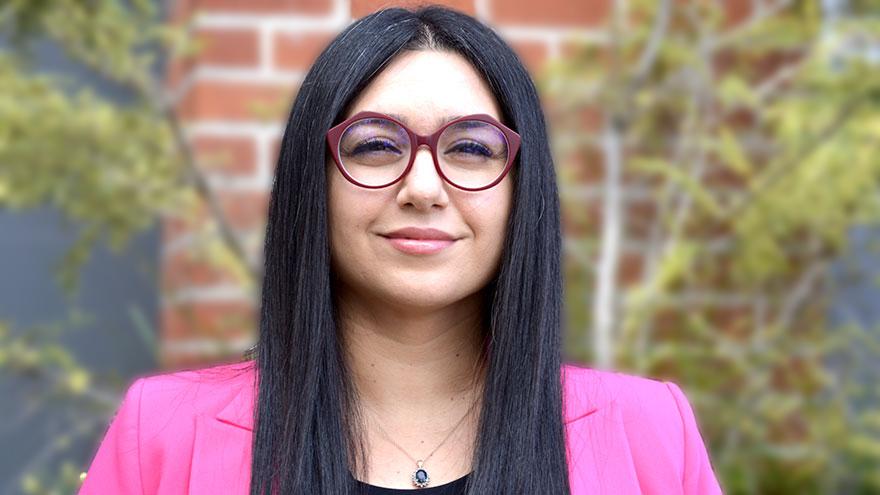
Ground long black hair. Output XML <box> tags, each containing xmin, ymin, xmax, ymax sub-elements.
<box><xmin>249</xmin><ymin>5</ymin><xmax>567</xmax><ymax>494</ymax></box>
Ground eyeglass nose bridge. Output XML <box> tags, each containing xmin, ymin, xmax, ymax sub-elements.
<box><xmin>398</xmin><ymin>135</ymin><xmax>444</xmax><ymax>184</ymax></box>
<box><xmin>404</xmin><ymin>129</ymin><xmax>444</xmax><ymax>163</ymax></box>
<box><xmin>410</xmin><ymin>132</ymin><xmax>438</xmax><ymax>150</ymax></box>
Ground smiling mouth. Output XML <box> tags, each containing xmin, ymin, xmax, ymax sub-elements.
<box><xmin>379</xmin><ymin>235</ymin><xmax>457</xmax><ymax>255</ymax></box>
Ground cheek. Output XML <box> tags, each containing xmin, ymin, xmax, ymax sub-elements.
<box><xmin>328</xmin><ymin>172</ymin><xmax>361</xmax><ymax>258</ymax></box>
<box><xmin>463</xmin><ymin>181</ymin><xmax>513</xmax><ymax>254</ymax></box>
<box><xmin>327</xmin><ymin>171</ymin><xmax>385</xmax><ymax>261</ymax></box>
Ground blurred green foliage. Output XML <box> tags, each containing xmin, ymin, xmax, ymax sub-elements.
<box><xmin>0</xmin><ymin>1</ymin><xmax>243</xmax><ymax>493</ymax></box>
<box><xmin>543</xmin><ymin>0</ymin><xmax>880</xmax><ymax>493</ymax></box>
<box><xmin>0</xmin><ymin>0</ymin><xmax>188</xmax><ymax>294</ymax></box>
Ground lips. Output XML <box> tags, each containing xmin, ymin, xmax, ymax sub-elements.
<box><xmin>380</xmin><ymin>227</ymin><xmax>459</xmax><ymax>255</ymax></box>
<box><xmin>382</xmin><ymin>227</ymin><xmax>457</xmax><ymax>241</ymax></box>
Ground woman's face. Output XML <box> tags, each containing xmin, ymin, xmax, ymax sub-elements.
<box><xmin>327</xmin><ymin>49</ymin><xmax>513</xmax><ymax>312</ymax></box>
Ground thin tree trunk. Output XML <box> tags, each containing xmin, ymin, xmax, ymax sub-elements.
<box><xmin>592</xmin><ymin>116</ymin><xmax>625</xmax><ymax>369</ymax></box>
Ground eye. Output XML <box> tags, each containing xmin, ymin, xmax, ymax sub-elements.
<box><xmin>347</xmin><ymin>138</ymin><xmax>402</xmax><ymax>156</ymax></box>
<box><xmin>446</xmin><ymin>141</ymin><xmax>494</xmax><ymax>158</ymax></box>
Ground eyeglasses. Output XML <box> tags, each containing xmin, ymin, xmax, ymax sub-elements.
<box><xmin>326</xmin><ymin>111</ymin><xmax>521</xmax><ymax>191</ymax></box>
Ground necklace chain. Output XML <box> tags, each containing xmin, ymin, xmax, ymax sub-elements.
<box><xmin>367</xmin><ymin>393</ymin><xmax>480</xmax><ymax>467</ymax></box>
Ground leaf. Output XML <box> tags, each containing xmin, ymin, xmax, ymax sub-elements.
<box><xmin>630</xmin><ymin>157</ymin><xmax>723</xmax><ymax>217</ymax></box>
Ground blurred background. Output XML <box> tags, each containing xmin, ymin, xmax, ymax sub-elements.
<box><xmin>1</xmin><ymin>0</ymin><xmax>879</xmax><ymax>493</ymax></box>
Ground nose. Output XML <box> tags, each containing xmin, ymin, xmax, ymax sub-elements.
<box><xmin>396</xmin><ymin>144</ymin><xmax>448</xmax><ymax>210</ymax></box>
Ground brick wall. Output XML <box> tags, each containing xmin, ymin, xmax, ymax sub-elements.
<box><xmin>159</xmin><ymin>0</ymin><xmax>611</xmax><ymax>368</ymax></box>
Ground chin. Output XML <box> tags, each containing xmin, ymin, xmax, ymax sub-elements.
<box><xmin>383</xmin><ymin>286</ymin><xmax>460</xmax><ymax>310</ymax></box>
<box><xmin>335</xmin><ymin>262</ymin><xmax>488</xmax><ymax>311</ymax></box>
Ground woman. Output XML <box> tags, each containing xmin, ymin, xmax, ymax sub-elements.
<box><xmin>79</xmin><ymin>5</ymin><xmax>723</xmax><ymax>495</ymax></box>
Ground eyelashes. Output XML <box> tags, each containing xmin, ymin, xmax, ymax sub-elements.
<box><xmin>345</xmin><ymin>139</ymin><xmax>495</xmax><ymax>159</ymax></box>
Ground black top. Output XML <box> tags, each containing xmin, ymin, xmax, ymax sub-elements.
<box><xmin>357</xmin><ymin>472</ymin><xmax>471</xmax><ymax>494</ymax></box>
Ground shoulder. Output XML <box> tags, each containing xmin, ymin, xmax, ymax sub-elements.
<box><xmin>561</xmin><ymin>361</ymin><xmax>698</xmax><ymax>444</ymax></box>
<box><xmin>561</xmin><ymin>362</ymin><xmax>723</xmax><ymax>494</ymax></box>
<box><xmin>561</xmin><ymin>361</ymin><xmax>686</xmax><ymax>424</ymax></box>
<box><xmin>119</xmin><ymin>359</ymin><xmax>256</xmax><ymax>437</ymax></box>
<box><xmin>78</xmin><ymin>360</ymin><xmax>257</xmax><ymax>494</ymax></box>
<box><xmin>97</xmin><ymin>360</ymin><xmax>255</xmax><ymax>453</ymax></box>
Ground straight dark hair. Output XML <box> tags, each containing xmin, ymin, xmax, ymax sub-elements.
<box><xmin>249</xmin><ymin>5</ymin><xmax>567</xmax><ymax>494</ymax></box>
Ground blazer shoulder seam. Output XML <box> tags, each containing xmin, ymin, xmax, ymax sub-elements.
<box><xmin>132</xmin><ymin>377</ymin><xmax>147</xmax><ymax>495</ymax></box>
<box><xmin>663</xmin><ymin>381</ymin><xmax>688</xmax><ymax>485</ymax></box>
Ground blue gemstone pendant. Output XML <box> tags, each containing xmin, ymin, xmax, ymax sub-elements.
<box><xmin>411</xmin><ymin>460</ymin><xmax>430</xmax><ymax>488</ymax></box>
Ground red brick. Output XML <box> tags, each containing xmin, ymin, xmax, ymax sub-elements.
<box><xmin>690</xmin><ymin>248</ymin><xmax>745</xmax><ymax>291</ymax></box>
<box><xmin>273</xmin><ymin>31</ymin><xmax>334</xmax><ymax>71</ymax></box>
<box><xmin>721</xmin><ymin>0</ymin><xmax>752</xmax><ymax>28</ymax></box>
<box><xmin>558</xmin><ymin>201</ymin><xmax>592</xmax><ymax>240</ymax></box>
<box><xmin>679</xmin><ymin>210</ymin><xmax>735</xmax><ymax>240</ymax></box>
<box><xmin>177</xmin><ymin>81</ymin><xmax>295</xmax><ymax>121</ymax></box>
<box><xmin>508</xmin><ymin>39</ymin><xmax>550</xmax><ymax>76</ymax></box>
<box><xmin>160</xmin><ymin>352</ymin><xmax>256</xmax><ymax>373</ymax></box>
<box><xmin>192</xmin><ymin>135</ymin><xmax>259</xmax><ymax>178</ymax></box>
<box><xmin>160</xmin><ymin>353</ymin><xmax>233</xmax><ymax>372</ymax></box>
<box><xmin>559</xmin><ymin>145</ymin><xmax>603</xmax><ymax>187</ymax></box>
<box><xmin>162</xmin><ymin>206</ymin><xmax>213</xmax><ymax>246</ymax></box>
<box><xmin>703</xmin><ymin>159</ymin><xmax>750</xmax><ymax>190</ymax></box>
<box><xmin>490</xmin><ymin>0</ymin><xmax>610</xmax><ymax>27</ymax></box>
<box><xmin>560</xmin><ymin>40</ymin><xmax>611</xmax><ymax>66</ymax></box>
<box><xmin>162</xmin><ymin>248</ymin><xmax>241</xmax><ymax>291</ymax></box>
<box><xmin>161</xmin><ymin>300</ymin><xmax>256</xmax><ymax>340</ymax></box>
<box><xmin>193</xmin><ymin>0</ymin><xmax>333</xmax><ymax>15</ymax></box>
<box><xmin>544</xmin><ymin>102</ymin><xmax>603</xmax><ymax>135</ymax></box>
<box><xmin>351</xmin><ymin>0</ymin><xmax>476</xmax><ymax>18</ymax></box>
<box><xmin>162</xmin><ymin>189</ymin><xmax>269</xmax><ymax>247</ymax></box>
<box><xmin>618</xmin><ymin>250</ymin><xmax>645</xmax><ymax>287</ymax></box>
<box><xmin>626</xmin><ymin>197</ymin><xmax>658</xmax><ymax>239</ymax></box>
<box><xmin>217</xmin><ymin>190</ymin><xmax>271</xmax><ymax>231</ymax></box>
<box><xmin>708</xmin><ymin>305</ymin><xmax>754</xmax><ymax>339</ymax></box>
<box><xmin>168</xmin><ymin>0</ymin><xmax>197</xmax><ymax>24</ymax></box>
<box><xmin>586</xmin><ymin>197</ymin><xmax>604</xmax><ymax>237</ymax></box>
<box><xmin>195</xmin><ymin>28</ymin><xmax>260</xmax><ymax>67</ymax></box>
<box><xmin>578</xmin><ymin>105</ymin><xmax>603</xmax><ymax>132</ymax></box>
<box><xmin>163</xmin><ymin>215</ymin><xmax>191</xmax><ymax>246</ymax></box>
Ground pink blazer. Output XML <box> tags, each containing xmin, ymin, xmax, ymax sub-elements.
<box><xmin>78</xmin><ymin>360</ymin><xmax>723</xmax><ymax>494</ymax></box>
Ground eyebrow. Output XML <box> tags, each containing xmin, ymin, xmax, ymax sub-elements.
<box><xmin>387</xmin><ymin>113</ymin><xmax>465</xmax><ymax>127</ymax></box>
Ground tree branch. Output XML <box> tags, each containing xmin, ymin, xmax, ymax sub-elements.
<box><xmin>722</xmin><ymin>92</ymin><xmax>867</xmax><ymax>219</ymax></box>
<box><xmin>629</xmin><ymin>0</ymin><xmax>672</xmax><ymax>94</ymax></box>
<box><xmin>774</xmin><ymin>239</ymin><xmax>828</xmax><ymax>331</ymax></box>
<box><xmin>164</xmin><ymin>108</ymin><xmax>262</xmax><ymax>282</ymax></box>
<box><xmin>708</xmin><ymin>0</ymin><xmax>796</xmax><ymax>52</ymax></box>
<box><xmin>38</xmin><ymin>15</ymin><xmax>262</xmax><ymax>285</ymax></box>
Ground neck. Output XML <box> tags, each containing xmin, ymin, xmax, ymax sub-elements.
<box><xmin>336</xmin><ymin>285</ymin><xmax>487</xmax><ymax>418</ymax></box>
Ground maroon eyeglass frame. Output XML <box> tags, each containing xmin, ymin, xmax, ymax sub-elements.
<box><xmin>325</xmin><ymin>110</ymin><xmax>521</xmax><ymax>192</ymax></box>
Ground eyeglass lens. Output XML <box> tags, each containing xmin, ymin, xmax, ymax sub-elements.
<box><xmin>337</xmin><ymin>117</ymin><xmax>510</xmax><ymax>188</ymax></box>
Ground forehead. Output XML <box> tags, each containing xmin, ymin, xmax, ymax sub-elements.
<box><xmin>344</xmin><ymin>50</ymin><xmax>503</xmax><ymax>131</ymax></box>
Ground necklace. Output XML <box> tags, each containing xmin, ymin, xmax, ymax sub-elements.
<box><xmin>367</xmin><ymin>395</ymin><xmax>479</xmax><ymax>489</ymax></box>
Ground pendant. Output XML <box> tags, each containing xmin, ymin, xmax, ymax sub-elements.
<box><xmin>411</xmin><ymin>460</ymin><xmax>430</xmax><ymax>488</ymax></box>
